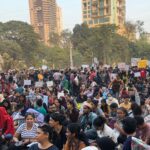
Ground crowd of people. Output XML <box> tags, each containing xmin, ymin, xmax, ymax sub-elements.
<box><xmin>0</xmin><ymin>66</ymin><xmax>150</xmax><ymax>150</ymax></box>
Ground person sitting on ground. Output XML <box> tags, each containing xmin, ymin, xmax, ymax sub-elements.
<box><xmin>12</xmin><ymin>113</ymin><xmax>38</xmax><ymax>149</ymax></box>
<box><xmin>91</xmin><ymin>99</ymin><xmax>105</xmax><ymax>117</ymax></box>
<box><xmin>79</xmin><ymin>102</ymin><xmax>97</xmax><ymax>131</ymax></box>
<box><xmin>122</xmin><ymin>117</ymin><xmax>137</xmax><ymax>150</ymax></box>
<box><xmin>29</xmin><ymin>124</ymin><xmax>58</xmax><ymax>150</ymax></box>
<box><xmin>109</xmin><ymin>103</ymin><xmax>118</xmax><ymax>118</ymax></box>
<box><xmin>34</xmin><ymin>99</ymin><xmax>47</xmax><ymax>115</ymax></box>
<box><xmin>93</xmin><ymin>116</ymin><xmax>118</xmax><ymax>143</ymax></box>
<box><xmin>134</xmin><ymin>116</ymin><xmax>150</xmax><ymax>144</ymax></box>
<box><xmin>66</xmin><ymin>100</ymin><xmax>79</xmax><ymax>123</ymax></box>
<box><xmin>119</xmin><ymin>95</ymin><xmax>131</xmax><ymax>111</ymax></box>
<box><xmin>0</xmin><ymin>107</ymin><xmax>14</xmax><ymax>139</ymax></box>
<box><xmin>64</xmin><ymin>123</ymin><xmax>89</xmax><ymax>150</ymax></box>
<box><xmin>49</xmin><ymin>113</ymin><xmax>67</xmax><ymax>150</ymax></box>
<box><xmin>96</xmin><ymin>136</ymin><xmax>116</xmax><ymax>150</ymax></box>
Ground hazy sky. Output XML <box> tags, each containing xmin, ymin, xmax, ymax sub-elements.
<box><xmin>0</xmin><ymin>0</ymin><xmax>150</xmax><ymax>32</ymax></box>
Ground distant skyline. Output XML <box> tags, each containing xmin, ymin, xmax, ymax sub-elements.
<box><xmin>0</xmin><ymin>0</ymin><xmax>150</xmax><ymax>32</ymax></box>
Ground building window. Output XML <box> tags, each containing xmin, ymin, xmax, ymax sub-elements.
<box><xmin>84</xmin><ymin>21</ymin><xmax>87</xmax><ymax>24</ymax></box>
<box><xmin>98</xmin><ymin>17</ymin><xmax>109</xmax><ymax>23</ymax></box>
<box><xmin>105</xmin><ymin>8</ymin><xmax>109</xmax><ymax>15</ymax></box>
<box><xmin>100</xmin><ymin>10</ymin><xmax>104</xmax><ymax>16</ymax></box>
<box><xmin>105</xmin><ymin>0</ymin><xmax>108</xmax><ymax>5</ymax></box>
<box><xmin>88</xmin><ymin>20</ymin><xmax>93</xmax><ymax>24</ymax></box>
<box><xmin>94</xmin><ymin>19</ymin><xmax>98</xmax><ymax>24</ymax></box>
<box><xmin>83</xmin><ymin>10</ymin><xmax>87</xmax><ymax>14</ymax></box>
<box><xmin>83</xmin><ymin>3</ymin><xmax>87</xmax><ymax>9</ymax></box>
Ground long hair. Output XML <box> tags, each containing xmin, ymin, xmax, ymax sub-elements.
<box><xmin>67</xmin><ymin>123</ymin><xmax>89</xmax><ymax>146</ymax></box>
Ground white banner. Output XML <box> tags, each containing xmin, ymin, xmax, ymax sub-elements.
<box><xmin>131</xmin><ymin>58</ymin><xmax>141</xmax><ymax>67</ymax></box>
<box><xmin>24</xmin><ymin>80</ymin><xmax>31</xmax><ymax>86</ymax></box>
<box><xmin>46</xmin><ymin>81</ymin><xmax>53</xmax><ymax>87</ymax></box>
<box><xmin>42</xmin><ymin>65</ymin><xmax>48</xmax><ymax>70</ymax></box>
<box><xmin>35</xmin><ymin>81</ymin><xmax>43</xmax><ymax>87</ymax></box>
<box><xmin>118</xmin><ymin>63</ymin><xmax>126</xmax><ymax>70</ymax></box>
<box><xmin>134</xmin><ymin>72</ymin><xmax>141</xmax><ymax>77</ymax></box>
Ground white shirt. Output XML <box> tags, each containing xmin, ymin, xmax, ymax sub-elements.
<box><xmin>97</xmin><ymin>124</ymin><xmax>118</xmax><ymax>143</ymax></box>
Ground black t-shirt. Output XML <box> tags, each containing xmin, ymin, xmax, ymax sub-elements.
<box><xmin>52</xmin><ymin>126</ymin><xmax>67</xmax><ymax>150</ymax></box>
<box><xmin>29</xmin><ymin>144</ymin><xmax>58</xmax><ymax>150</ymax></box>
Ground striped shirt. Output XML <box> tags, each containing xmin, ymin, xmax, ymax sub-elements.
<box><xmin>16</xmin><ymin>123</ymin><xmax>38</xmax><ymax>139</ymax></box>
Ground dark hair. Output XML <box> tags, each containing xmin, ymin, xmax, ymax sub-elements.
<box><xmin>134</xmin><ymin>116</ymin><xmax>144</xmax><ymax>126</ymax></box>
<box><xmin>50</xmin><ymin>113</ymin><xmax>65</xmax><ymax>125</ymax></box>
<box><xmin>38</xmin><ymin>124</ymin><xmax>53</xmax><ymax>142</ymax></box>
<box><xmin>67</xmin><ymin>100</ymin><xmax>76</xmax><ymax>109</ymax></box>
<box><xmin>93</xmin><ymin>116</ymin><xmax>106</xmax><ymax>128</ymax></box>
<box><xmin>110</xmin><ymin>103</ymin><xmax>118</xmax><ymax>109</ymax></box>
<box><xmin>67</xmin><ymin>123</ymin><xmax>89</xmax><ymax>146</ymax></box>
<box><xmin>122</xmin><ymin>117</ymin><xmax>137</xmax><ymax>134</ymax></box>
<box><xmin>117</xmin><ymin>107</ymin><xmax>128</xmax><ymax>117</ymax></box>
<box><xmin>25</xmin><ymin>112</ymin><xmax>35</xmax><ymax>119</ymax></box>
<box><xmin>36</xmin><ymin>99</ymin><xmax>43</xmax><ymax>107</ymax></box>
<box><xmin>131</xmin><ymin>103</ymin><xmax>142</xmax><ymax>116</ymax></box>
<box><xmin>96</xmin><ymin>137</ymin><xmax>116</xmax><ymax>150</ymax></box>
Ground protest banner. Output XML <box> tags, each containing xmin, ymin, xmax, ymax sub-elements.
<box><xmin>57</xmin><ymin>92</ymin><xmax>64</xmax><ymax>99</ymax></box>
<box><xmin>118</xmin><ymin>63</ymin><xmax>126</xmax><ymax>70</ymax></box>
<box><xmin>134</xmin><ymin>72</ymin><xmax>141</xmax><ymax>77</ymax></box>
<box><xmin>138</xmin><ymin>60</ymin><xmax>148</xmax><ymax>69</ymax></box>
<box><xmin>24</xmin><ymin>80</ymin><xmax>31</xmax><ymax>86</ymax></box>
<box><xmin>46</xmin><ymin>81</ymin><xmax>53</xmax><ymax>87</ymax></box>
<box><xmin>43</xmin><ymin>95</ymin><xmax>48</xmax><ymax>106</ymax></box>
<box><xmin>42</xmin><ymin>65</ymin><xmax>48</xmax><ymax>70</ymax></box>
<box><xmin>131</xmin><ymin>58</ymin><xmax>141</xmax><ymax>67</ymax></box>
<box><xmin>125</xmin><ymin>65</ymin><xmax>129</xmax><ymax>71</ymax></box>
<box><xmin>35</xmin><ymin>81</ymin><xmax>43</xmax><ymax>88</ymax></box>
<box><xmin>110</xmin><ymin>73</ymin><xmax>117</xmax><ymax>81</ymax></box>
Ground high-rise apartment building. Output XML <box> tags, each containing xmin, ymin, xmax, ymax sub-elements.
<box><xmin>56</xmin><ymin>6</ymin><xmax>63</xmax><ymax>34</ymax></box>
<box><xmin>29</xmin><ymin>0</ymin><xmax>62</xmax><ymax>46</ymax></box>
<box><xmin>82</xmin><ymin>0</ymin><xmax>125</xmax><ymax>28</ymax></box>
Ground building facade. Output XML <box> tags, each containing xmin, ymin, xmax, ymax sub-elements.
<box><xmin>82</xmin><ymin>0</ymin><xmax>125</xmax><ymax>28</ymax></box>
<box><xmin>29</xmin><ymin>0</ymin><xmax>62</xmax><ymax>46</ymax></box>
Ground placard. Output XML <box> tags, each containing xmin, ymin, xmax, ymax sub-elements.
<box><xmin>138</xmin><ymin>60</ymin><xmax>148</xmax><ymax>69</ymax></box>
<box><xmin>131</xmin><ymin>58</ymin><xmax>141</xmax><ymax>67</ymax></box>
<box><xmin>43</xmin><ymin>95</ymin><xmax>48</xmax><ymax>106</ymax></box>
<box><xmin>134</xmin><ymin>72</ymin><xmax>141</xmax><ymax>77</ymax></box>
<box><xmin>46</xmin><ymin>81</ymin><xmax>53</xmax><ymax>87</ymax></box>
<box><xmin>57</xmin><ymin>92</ymin><xmax>64</xmax><ymax>99</ymax></box>
<box><xmin>125</xmin><ymin>65</ymin><xmax>129</xmax><ymax>71</ymax></box>
<box><xmin>110</xmin><ymin>73</ymin><xmax>117</xmax><ymax>81</ymax></box>
<box><xmin>24</xmin><ymin>80</ymin><xmax>31</xmax><ymax>86</ymax></box>
<box><xmin>118</xmin><ymin>63</ymin><xmax>126</xmax><ymax>70</ymax></box>
<box><xmin>35</xmin><ymin>81</ymin><xmax>43</xmax><ymax>88</ymax></box>
<box><xmin>42</xmin><ymin>65</ymin><xmax>48</xmax><ymax>70</ymax></box>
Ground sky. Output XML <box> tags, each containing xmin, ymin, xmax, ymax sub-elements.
<box><xmin>0</xmin><ymin>0</ymin><xmax>150</xmax><ymax>32</ymax></box>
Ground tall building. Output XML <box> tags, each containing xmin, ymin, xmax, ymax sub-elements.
<box><xmin>56</xmin><ymin>6</ymin><xmax>63</xmax><ymax>35</ymax></box>
<box><xmin>82</xmin><ymin>0</ymin><xmax>126</xmax><ymax>28</ymax></box>
<box><xmin>29</xmin><ymin>0</ymin><xmax>62</xmax><ymax>46</ymax></box>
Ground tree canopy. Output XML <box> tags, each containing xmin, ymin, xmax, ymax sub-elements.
<box><xmin>0</xmin><ymin>20</ymin><xmax>150</xmax><ymax>70</ymax></box>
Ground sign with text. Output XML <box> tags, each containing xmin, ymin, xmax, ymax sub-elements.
<box><xmin>131</xmin><ymin>58</ymin><xmax>141</xmax><ymax>67</ymax></box>
<box><xmin>118</xmin><ymin>63</ymin><xmax>126</xmax><ymax>70</ymax></box>
<box><xmin>134</xmin><ymin>72</ymin><xmax>141</xmax><ymax>77</ymax></box>
<box><xmin>46</xmin><ymin>81</ymin><xmax>53</xmax><ymax>87</ymax></box>
<box><xmin>138</xmin><ymin>60</ymin><xmax>148</xmax><ymax>69</ymax></box>
<box><xmin>24</xmin><ymin>80</ymin><xmax>31</xmax><ymax>86</ymax></box>
<box><xmin>35</xmin><ymin>81</ymin><xmax>43</xmax><ymax>88</ymax></box>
